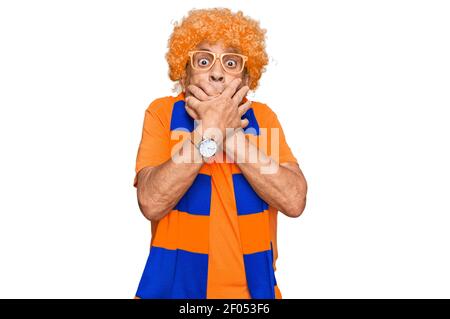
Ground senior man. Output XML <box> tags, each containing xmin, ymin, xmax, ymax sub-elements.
<box><xmin>133</xmin><ymin>8</ymin><xmax>307</xmax><ymax>299</ymax></box>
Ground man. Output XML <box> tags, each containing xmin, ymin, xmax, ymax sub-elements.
<box><xmin>133</xmin><ymin>8</ymin><xmax>307</xmax><ymax>299</ymax></box>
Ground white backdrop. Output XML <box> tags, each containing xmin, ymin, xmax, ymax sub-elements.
<box><xmin>1</xmin><ymin>0</ymin><xmax>449</xmax><ymax>298</ymax></box>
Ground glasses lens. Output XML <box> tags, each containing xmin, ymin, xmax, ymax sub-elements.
<box><xmin>222</xmin><ymin>54</ymin><xmax>244</xmax><ymax>73</ymax></box>
<box><xmin>192</xmin><ymin>51</ymin><xmax>215</xmax><ymax>69</ymax></box>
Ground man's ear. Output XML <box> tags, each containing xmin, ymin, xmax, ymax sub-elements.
<box><xmin>180</xmin><ymin>68</ymin><xmax>189</xmax><ymax>91</ymax></box>
<box><xmin>180</xmin><ymin>75</ymin><xmax>186</xmax><ymax>90</ymax></box>
<box><xmin>242</xmin><ymin>72</ymin><xmax>250</xmax><ymax>87</ymax></box>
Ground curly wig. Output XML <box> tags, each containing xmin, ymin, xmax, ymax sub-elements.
<box><xmin>166</xmin><ymin>8</ymin><xmax>269</xmax><ymax>91</ymax></box>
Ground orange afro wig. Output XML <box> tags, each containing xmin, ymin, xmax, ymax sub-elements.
<box><xmin>166</xmin><ymin>8</ymin><xmax>269</xmax><ymax>91</ymax></box>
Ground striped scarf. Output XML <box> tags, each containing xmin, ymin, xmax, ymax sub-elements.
<box><xmin>135</xmin><ymin>94</ymin><xmax>281</xmax><ymax>299</ymax></box>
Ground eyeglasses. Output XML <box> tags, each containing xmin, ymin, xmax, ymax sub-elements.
<box><xmin>188</xmin><ymin>50</ymin><xmax>248</xmax><ymax>74</ymax></box>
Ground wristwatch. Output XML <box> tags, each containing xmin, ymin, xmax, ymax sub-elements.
<box><xmin>196</xmin><ymin>136</ymin><xmax>218</xmax><ymax>159</ymax></box>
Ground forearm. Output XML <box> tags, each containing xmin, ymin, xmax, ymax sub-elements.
<box><xmin>137</xmin><ymin>127</ymin><xmax>204</xmax><ymax>221</ymax></box>
<box><xmin>225</xmin><ymin>129</ymin><xmax>307</xmax><ymax>217</ymax></box>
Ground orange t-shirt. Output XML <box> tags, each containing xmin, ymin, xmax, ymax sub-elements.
<box><xmin>134</xmin><ymin>91</ymin><xmax>298</xmax><ymax>299</ymax></box>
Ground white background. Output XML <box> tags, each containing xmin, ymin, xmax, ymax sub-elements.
<box><xmin>1</xmin><ymin>0</ymin><xmax>449</xmax><ymax>298</ymax></box>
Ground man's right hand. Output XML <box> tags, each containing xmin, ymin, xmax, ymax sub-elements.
<box><xmin>184</xmin><ymin>78</ymin><xmax>252</xmax><ymax>144</ymax></box>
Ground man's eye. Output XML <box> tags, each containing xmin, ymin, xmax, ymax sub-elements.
<box><xmin>199</xmin><ymin>58</ymin><xmax>210</xmax><ymax>66</ymax></box>
<box><xmin>226</xmin><ymin>60</ymin><xmax>237</xmax><ymax>67</ymax></box>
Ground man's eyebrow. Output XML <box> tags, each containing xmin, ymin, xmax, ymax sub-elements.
<box><xmin>197</xmin><ymin>47</ymin><xmax>240</xmax><ymax>53</ymax></box>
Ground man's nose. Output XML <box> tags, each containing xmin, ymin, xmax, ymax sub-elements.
<box><xmin>209</xmin><ymin>60</ymin><xmax>225</xmax><ymax>82</ymax></box>
<box><xmin>210</xmin><ymin>73</ymin><xmax>224</xmax><ymax>82</ymax></box>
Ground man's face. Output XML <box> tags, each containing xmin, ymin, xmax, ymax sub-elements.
<box><xmin>181</xmin><ymin>41</ymin><xmax>249</xmax><ymax>97</ymax></box>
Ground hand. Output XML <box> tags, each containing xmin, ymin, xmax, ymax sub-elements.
<box><xmin>184</xmin><ymin>78</ymin><xmax>251</xmax><ymax>144</ymax></box>
<box><xmin>185</xmin><ymin>80</ymin><xmax>222</xmax><ymax>100</ymax></box>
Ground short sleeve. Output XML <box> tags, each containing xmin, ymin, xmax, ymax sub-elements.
<box><xmin>133</xmin><ymin>102</ymin><xmax>171</xmax><ymax>187</ymax></box>
<box><xmin>268</xmin><ymin>112</ymin><xmax>298</xmax><ymax>165</ymax></box>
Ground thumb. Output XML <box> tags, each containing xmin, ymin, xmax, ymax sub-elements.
<box><xmin>185</xmin><ymin>104</ymin><xmax>199</xmax><ymax>120</ymax></box>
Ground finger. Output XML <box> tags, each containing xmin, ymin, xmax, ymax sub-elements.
<box><xmin>241</xmin><ymin>118</ymin><xmax>249</xmax><ymax>128</ymax></box>
<box><xmin>185</xmin><ymin>96</ymin><xmax>201</xmax><ymax>110</ymax></box>
<box><xmin>238</xmin><ymin>100</ymin><xmax>252</xmax><ymax>117</ymax></box>
<box><xmin>221</xmin><ymin>78</ymin><xmax>242</xmax><ymax>99</ymax></box>
<box><xmin>187</xmin><ymin>84</ymin><xmax>210</xmax><ymax>101</ymax></box>
<box><xmin>185</xmin><ymin>104</ymin><xmax>199</xmax><ymax>120</ymax></box>
<box><xmin>232</xmin><ymin>85</ymin><xmax>250</xmax><ymax>106</ymax></box>
<box><xmin>198</xmin><ymin>80</ymin><xmax>221</xmax><ymax>97</ymax></box>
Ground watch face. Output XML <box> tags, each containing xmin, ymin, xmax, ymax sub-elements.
<box><xmin>199</xmin><ymin>138</ymin><xmax>217</xmax><ymax>158</ymax></box>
